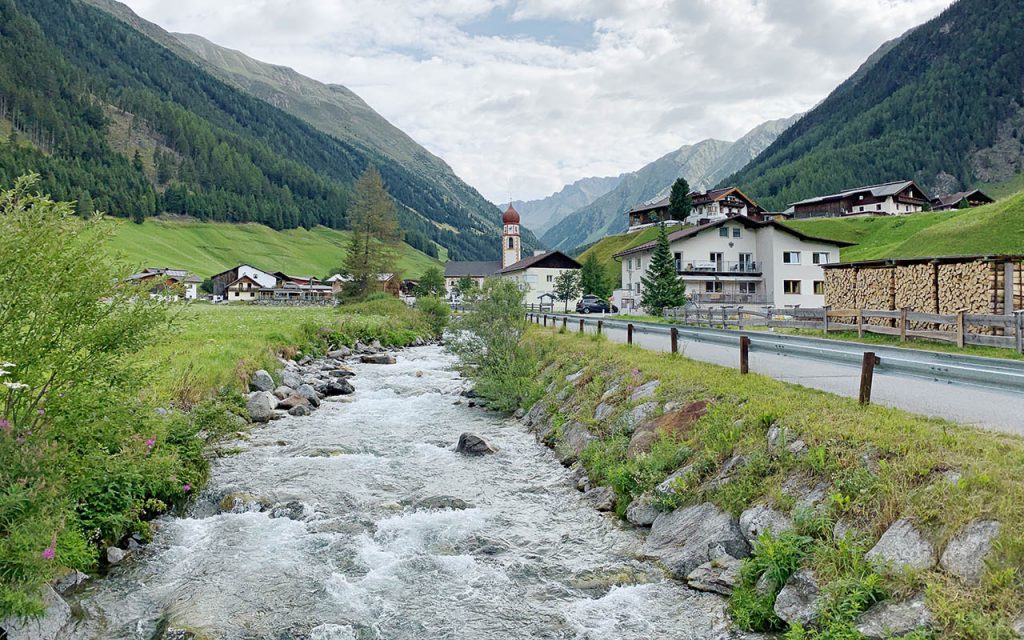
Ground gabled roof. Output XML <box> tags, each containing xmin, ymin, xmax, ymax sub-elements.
<box><xmin>931</xmin><ymin>189</ymin><xmax>994</xmax><ymax>209</ymax></box>
<box><xmin>628</xmin><ymin>197</ymin><xmax>670</xmax><ymax>215</ymax></box>
<box><xmin>127</xmin><ymin>268</ymin><xmax>201</xmax><ymax>284</ymax></box>
<box><xmin>226</xmin><ymin>275</ymin><xmax>261</xmax><ymax>287</ymax></box>
<box><xmin>499</xmin><ymin>251</ymin><xmax>582</xmax><ymax>274</ymax></box>
<box><xmin>691</xmin><ymin>186</ymin><xmax>759</xmax><ymax>208</ymax></box>
<box><xmin>612</xmin><ymin>216</ymin><xmax>853</xmax><ymax>258</ymax></box>
<box><xmin>210</xmin><ymin>264</ymin><xmax>273</xmax><ymax>280</ymax></box>
<box><xmin>444</xmin><ymin>261</ymin><xmax>502</xmax><ymax>277</ymax></box>
<box><xmin>788</xmin><ymin>180</ymin><xmax>926</xmax><ymax>208</ymax></box>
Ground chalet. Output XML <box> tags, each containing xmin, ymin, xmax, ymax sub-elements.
<box><xmin>930</xmin><ymin>189</ymin><xmax>995</xmax><ymax>211</ymax></box>
<box><xmin>444</xmin><ymin>261</ymin><xmax>501</xmax><ymax>295</ymax></box>
<box><xmin>627</xmin><ymin>187</ymin><xmax>764</xmax><ymax>231</ymax></box>
<box><xmin>211</xmin><ymin>265</ymin><xmax>277</xmax><ymax>299</ymax></box>
<box><xmin>613</xmin><ymin>216</ymin><xmax>852</xmax><ymax>312</ymax></box>
<box><xmin>226</xmin><ymin>275</ymin><xmax>262</xmax><ymax>302</ymax></box>
<box><xmin>127</xmin><ymin>268</ymin><xmax>202</xmax><ymax>300</ymax></box>
<box><xmin>326</xmin><ymin>273</ymin><xmax>401</xmax><ymax>297</ymax></box>
<box><xmin>789</xmin><ymin>180</ymin><xmax>930</xmax><ymax>219</ymax></box>
<box><xmin>499</xmin><ymin>251</ymin><xmax>582</xmax><ymax>307</ymax></box>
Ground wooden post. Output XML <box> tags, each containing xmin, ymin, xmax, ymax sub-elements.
<box><xmin>857</xmin><ymin>308</ymin><xmax>864</xmax><ymax>339</ymax></box>
<box><xmin>739</xmin><ymin>336</ymin><xmax>750</xmax><ymax>374</ymax></box>
<box><xmin>543</xmin><ymin>314</ymin><xmax>548</xmax><ymax>327</ymax></box>
<box><xmin>597</xmin><ymin>320</ymin><xmax>603</xmax><ymax>336</ymax></box>
<box><xmin>671</xmin><ymin>327</ymin><xmax>679</xmax><ymax>354</ymax></box>
<box><xmin>579</xmin><ymin>318</ymin><xmax>585</xmax><ymax>334</ymax></box>
<box><xmin>823</xmin><ymin>306</ymin><xmax>830</xmax><ymax>335</ymax></box>
<box><xmin>766</xmin><ymin>307</ymin><xmax>774</xmax><ymax>330</ymax></box>
<box><xmin>627</xmin><ymin>323</ymin><xmax>634</xmax><ymax>345</ymax></box>
<box><xmin>899</xmin><ymin>307</ymin><xmax>909</xmax><ymax>342</ymax></box>
<box><xmin>721</xmin><ymin>308</ymin><xmax>727</xmax><ymax>329</ymax></box>
<box><xmin>683</xmin><ymin>306</ymin><xmax>689</xmax><ymax>325</ymax></box>
<box><xmin>956</xmin><ymin>309</ymin><xmax>966</xmax><ymax>349</ymax></box>
<box><xmin>859</xmin><ymin>352</ymin><xmax>880</xmax><ymax>405</ymax></box>
<box><xmin>1015</xmin><ymin>310</ymin><xmax>1024</xmax><ymax>355</ymax></box>
<box><xmin>562</xmin><ymin>317</ymin><xmax>568</xmax><ymax>331</ymax></box>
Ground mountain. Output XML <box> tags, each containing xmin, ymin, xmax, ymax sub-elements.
<box><xmin>723</xmin><ymin>0</ymin><xmax>1024</xmax><ymax>210</ymax></box>
<box><xmin>0</xmin><ymin>0</ymin><xmax>509</xmax><ymax>262</ymax></box>
<box><xmin>511</xmin><ymin>175</ymin><xmax>623</xmax><ymax>235</ymax></box>
<box><xmin>541</xmin><ymin>115</ymin><xmax>800</xmax><ymax>251</ymax></box>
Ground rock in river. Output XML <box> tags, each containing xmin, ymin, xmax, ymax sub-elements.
<box><xmin>361</xmin><ymin>354</ymin><xmax>397</xmax><ymax>365</ymax></box>
<box><xmin>247</xmin><ymin>391</ymin><xmax>276</xmax><ymax>423</ymax></box>
<box><xmin>249</xmin><ymin>369</ymin><xmax>275</xmax><ymax>392</ymax></box>
<box><xmin>455</xmin><ymin>433</ymin><xmax>498</xmax><ymax>455</ymax></box>
<box><xmin>0</xmin><ymin>585</ymin><xmax>71</xmax><ymax>640</ymax></box>
<box><xmin>324</xmin><ymin>379</ymin><xmax>355</xmax><ymax>397</ymax></box>
<box><xmin>643</xmin><ymin>502</ymin><xmax>749</xmax><ymax>578</ymax></box>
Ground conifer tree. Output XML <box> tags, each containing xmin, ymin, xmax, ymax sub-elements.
<box><xmin>668</xmin><ymin>177</ymin><xmax>692</xmax><ymax>221</ymax></box>
<box><xmin>640</xmin><ymin>223</ymin><xmax>687</xmax><ymax>315</ymax></box>
<box><xmin>75</xmin><ymin>190</ymin><xmax>94</xmax><ymax>218</ymax></box>
<box><xmin>580</xmin><ymin>252</ymin><xmax>611</xmax><ymax>299</ymax></box>
<box><xmin>342</xmin><ymin>166</ymin><xmax>402</xmax><ymax>298</ymax></box>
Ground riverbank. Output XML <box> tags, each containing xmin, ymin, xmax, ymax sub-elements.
<box><xmin>506</xmin><ymin>328</ymin><xmax>1024</xmax><ymax>638</ymax></box>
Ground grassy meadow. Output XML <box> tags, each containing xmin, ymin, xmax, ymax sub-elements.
<box><xmin>575</xmin><ymin>226</ymin><xmax>661</xmax><ymax>287</ymax></box>
<box><xmin>106</xmin><ymin>217</ymin><xmax>444</xmax><ymax>280</ymax></box>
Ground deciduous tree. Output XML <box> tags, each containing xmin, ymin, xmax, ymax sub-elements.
<box><xmin>554</xmin><ymin>270</ymin><xmax>582</xmax><ymax>312</ymax></box>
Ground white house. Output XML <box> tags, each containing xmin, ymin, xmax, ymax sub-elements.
<box><xmin>613</xmin><ymin>216</ymin><xmax>852</xmax><ymax>312</ymax></box>
<box><xmin>126</xmin><ymin>268</ymin><xmax>202</xmax><ymax>300</ymax></box>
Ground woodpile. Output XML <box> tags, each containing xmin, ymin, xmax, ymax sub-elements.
<box><xmin>824</xmin><ymin>270</ymin><xmax>857</xmax><ymax>310</ymax></box>
<box><xmin>895</xmin><ymin>264</ymin><xmax>938</xmax><ymax>329</ymax></box>
<box><xmin>937</xmin><ymin>262</ymin><xmax>996</xmax><ymax>334</ymax></box>
<box><xmin>857</xmin><ymin>268</ymin><xmax>895</xmax><ymax>326</ymax></box>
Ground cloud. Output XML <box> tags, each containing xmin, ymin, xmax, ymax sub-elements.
<box><xmin>119</xmin><ymin>0</ymin><xmax>950</xmax><ymax>202</ymax></box>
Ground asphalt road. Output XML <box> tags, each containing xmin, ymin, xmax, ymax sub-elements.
<box><xmin>537</xmin><ymin>316</ymin><xmax>1024</xmax><ymax>435</ymax></box>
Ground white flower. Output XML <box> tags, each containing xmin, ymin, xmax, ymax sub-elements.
<box><xmin>3</xmin><ymin>382</ymin><xmax>28</xmax><ymax>390</ymax></box>
<box><xmin>0</xmin><ymin>370</ymin><xmax>9</xmax><ymax>377</ymax></box>
<box><xmin>1</xmin><ymin>363</ymin><xmax>14</xmax><ymax>368</ymax></box>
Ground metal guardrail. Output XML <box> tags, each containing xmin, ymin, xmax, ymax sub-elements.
<box><xmin>528</xmin><ymin>312</ymin><xmax>1024</xmax><ymax>394</ymax></box>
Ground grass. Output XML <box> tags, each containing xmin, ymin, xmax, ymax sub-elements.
<box><xmin>521</xmin><ymin>328</ymin><xmax>1024</xmax><ymax>638</ymax></box>
<box><xmin>105</xmin><ymin>217</ymin><xmax>444</xmax><ymax>281</ymax></box>
<box><xmin>785</xmin><ymin>189</ymin><xmax>1024</xmax><ymax>262</ymax></box>
<box><xmin>575</xmin><ymin>226</ymin><xmax>662</xmax><ymax>287</ymax></box>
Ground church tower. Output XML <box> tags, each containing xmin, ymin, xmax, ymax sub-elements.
<box><xmin>501</xmin><ymin>204</ymin><xmax>522</xmax><ymax>269</ymax></box>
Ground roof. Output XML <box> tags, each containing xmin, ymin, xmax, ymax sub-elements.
<box><xmin>788</xmin><ymin>180</ymin><xmax>925</xmax><ymax>208</ymax></box>
<box><xmin>226</xmin><ymin>275</ymin><xmax>261</xmax><ymax>287</ymax></box>
<box><xmin>127</xmin><ymin>268</ymin><xmax>201</xmax><ymax>284</ymax></box>
<box><xmin>822</xmin><ymin>254</ymin><xmax>1024</xmax><ymax>270</ymax></box>
<box><xmin>326</xmin><ymin>273</ymin><xmax>397</xmax><ymax>282</ymax></box>
<box><xmin>628</xmin><ymin>197</ymin><xmax>670</xmax><ymax>215</ymax></box>
<box><xmin>210</xmin><ymin>264</ymin><xmax>272</xmax><ymax>280</ymax></box>
<box><xmin>502</xmin><ymin>204</ymin><xmax>521</xmax><ymax>225</ymax></box>
<box><xmin>691</xmin><ymin>186</ymin><xmax>759</xmax><ymax>208</ymax></box>
<box><xmin>499</xmin><ymin>251</ymin><xmax>582</xmax><ymax>274</ymax></box>
<box><xmin>612</xmin><ymin>216</ymin><xmax>854</xmax><ymax>258</ymax></box>
<box><xmin>931</xmin><ymin>189</ymin><xmax>994</xmax><ymax>208</ymax></box>
<box><xmin>444</xmin><ymin>261</ymin><xmax>502</xmax><ymax>277</ymax></box>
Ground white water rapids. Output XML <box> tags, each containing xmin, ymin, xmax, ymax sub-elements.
<box><xmin>59</xmin><ymin>346</ymin><xmax>733</xmax><ymax>639</ymax></box>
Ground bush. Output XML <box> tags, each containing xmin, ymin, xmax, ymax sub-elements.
<box><xmin>416</xmin><ymin>296</ymin><xmax>450</xmax><ymax>337</ymax></box>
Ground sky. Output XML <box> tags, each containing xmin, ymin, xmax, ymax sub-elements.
<box><xmin>120</xmin><ymin>0</ymin><xmax>951</xmax><ymax>204</ymax></box>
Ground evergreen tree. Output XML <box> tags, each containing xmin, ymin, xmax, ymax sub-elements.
<box><xmin>132</xmin><ymin>150</ymin><xmax>145</xmax><ymax>176</ymax></box>
<box><xmin>75</xmin><ymin>190</ymin><xmax>94</xmax><ymax>218</ymax></box>
<box><xmin>580</xmin><ymin>252</ymin><xmax>612</xmax><ymax>300</ymax></box>
<box><xmin>155</xmin><ymin>149</ymin><xmax>175</xmax><ymax>185</ymax></box>
<box><xmin>342</xmin><ymin>166</ymin><xmax>401</xmax><ymax>298</ymax></box>
<box><xmin>553</xmin><ymin>269</ymin><xmax>582</xmax><ymax>312</ymax></box>
<box><xmin>416</xmin><ymin>266</ymin><xmax>446</xmax><ymax>297</ymax></box>
<box><xmin>640</xmin><ymin>223</ymin><xmax>687</xmax><ymax>315</ymax></box>
<box><xmin>131</xmin><ymin>207</ymin><xmax>145</xmax><ymax>225</ymax></box>
<box><xmin>668</xmin><ymin>178</ymin><xmax>692</xmax><ymax>221</ymax></box>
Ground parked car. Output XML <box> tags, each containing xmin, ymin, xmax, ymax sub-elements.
<box><xmin>576</xmin><ymin>295</ymin><xmax>618</xmax><ymax>314</ymax></box>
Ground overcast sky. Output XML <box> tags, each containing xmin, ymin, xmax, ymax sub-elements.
<box><xmin>120</xmin><ymin>0</ymin><xmax>950</xmax><ymax>203</ymax></box>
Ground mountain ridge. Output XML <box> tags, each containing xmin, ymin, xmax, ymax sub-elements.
<box><xmin>511</xmin><ymin>175</ymin><xmax>623</xmax><ymax>235</ymax></box>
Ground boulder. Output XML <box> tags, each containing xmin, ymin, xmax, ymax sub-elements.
<box><xmin>628</xmin><ymin>402</ymin><xmax>659</xmax><ymax>428</ymax></box>
<box><xmin>627</xmin><ymin>428</ymin><xmax>659</xmax><ymax>459</ymax></box>
<box><xmin>833</xmin><ymin>518</ymin><xmax>860</xmax><ymax>541</ymax></box>
<box><xmin>324</xmin><ymin>379</ymin><xmax>355</xmax><ymax>397</ymax></box>
<box><xmin>706</xmin><ymin>454</ymin><xmax>749</xmax><ymax>490</ymax></box>
<box><xmin>566</xmin><ymin>370</ymin><xmax>585</xmax><ymax>384</ymax></box>
<box><xmin>774</xmin><ymin>569</ymin><xmax>823</xmax><ymax>626</ymax></box>
<box><xmin>644</xmin><ymin>502</ymin><xmax>749</xmax><ymax>578</ymax></box>
<box><xmin>650</xmin><ymin>400</ymin><xmax>710</xmax><ymax>437</ymax></box>
<box><xmin>52</xmin><ymin>570</ymin><xmax>89</xmax><ymax>595</ymax></box>
<box><xmin>939</xmin><ymin>520</ymin><xmax>1000</xmax><ymax>584</ymax></box>
<box><xmin>296</xmin><ymin>384</ymin><xmax>321</xmax><ymax>407</ymax></box>
<box><xmin>559</xmin><ymin>422</ymin><xmax>597</xmax><ymax>465</ymax></box>
<box><xmin>106</xmin><ymin>546</ymin><xmax>128</xmax><ymax>565</ymax></box>
<box><xmin>781</xmin><ymin>476</ymin><xmax>830</xmax><ymax>510</ymax></box>
<box><xmin>767</xmin><ymin>424</ymin><xmax>795</xmax><ymax>452</ymax></box>
<box><xmin>219</xmin><ymin>492</ymin><xmax>270</xmax><ymax>514</ymax></box>
<box><xmin>523</xmin><ymin>401</ymin><xmax>546</xmax><ymax>427</ymax></box>
<box><xmin>370</xmin><ymin>339</ymin><xmax>383</xmax><ymax>351</ymax></box>
<box><xmin>686</xmin><ymin>554</ymin><xmax>743</xmax><ymax>596</ymax></box>
<box><xmin>327</xmin><ymin>347</ymin><xmax>352</xmax><ymax>358</ymax></box>
<box><xmin>282</xmin><ymin>370</ymin><xmax>303</xmax><ymax>390</ymax></box>
<box><xmin>655</xmin><ymin>464</ymin><xmax>698</xmax><ymax>496</ymax></box>
<box><xmin>594</xmin><ymin>402</ymin><xmax>616</xmax><ymax>422</ymax></box>
<box><xmin>361</xmin><ymin>354</ymin><xmax>397</xmax><ymax>365</ymax></box>
<box><xmin>329</xmin><ymin>369</ymin><xmax>355</xmax><ymax>378</ymax></box>
<box><xmin>787</xmin><ymin>440</ymin><xmax>809</xmax><ymax>456</ymax></box>
<box><xmin>625</xmin><ymin>494</ymin><xmax>659</xmax><ymax>527</ymax></box>
<box><xmin>569</xmin><ymin>464</ymin><xmax>591</xmax><ymax>492</ymax></box>
<box><xmin>0</xmin><ymin>586</ymin><xmax>71</xmax><ymax>640</ymax></box>
<box><xmin>276</xmin><ymin>394</ymin><xmax>311</xmax><ymax>410</ymax></box>
<box><xmin>581</xmin><ymin>486</ymin><xmax>615</xmax><ymax>512</ymax></box>
<box><xmin>739</xmin><ymin>505</ymin><xmax>794</xmax><ymax>545</ymax></box>
<box><xmin>246</xmin><ymin>391</ymin><xmax>277</xmax><ymax>423</ymax></box>
<box><xmin>414</xmin><ymin>496</ymin><xmax>472</xmax><ymax>511</ymax></box>
<box><xmin>855</xmin><ymin>593</ymin><xmax>933</xmax><ymax>639</ymax></box>
<box><xmin>455</xmin><ymin>433</ymin><xmax>498</xmax><ymax>455</ymax></box>
<box><xmin>273</xmin><ymin>385</ymin><xmax>294</xmax><ymax>400</ymax></box>
<box><xmin>866</xmin><ymin>519</ymin><xmax>935</xmax><ymax>572</ymax></box>
<box><xmin>269</xmin><ymin>501</ymin><xmax>313</xmax><ymax>521</ymax></box>
<box><xmin>1013</xmin><ymin>615</ymin><xmax>1024</xmax><ymax>638</ymax></box>
<box><xmin>288</xmin><ymin>405</ymin><xmax>311</xmax><ymax>417</ymax></box>
<box><xmin>629</xmin><ymin>380</ymin><xmax>660</xmax><ymax>402</ymax></box>
<box><xmin>249</xmin><ymin>369</ymin><xmax>275</xmax><ymax>392</ymax></box>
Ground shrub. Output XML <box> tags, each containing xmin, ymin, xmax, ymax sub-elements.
<box><xmin>416</xmin><ymin>296</ymin><xmax>450</xmax><ymax>337</ymax></box>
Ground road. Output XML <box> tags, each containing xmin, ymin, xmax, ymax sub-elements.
<box><xmin>532</xmin><ymin>314</ymin><xmax>1024</xmax><ymax>435</ymax></box>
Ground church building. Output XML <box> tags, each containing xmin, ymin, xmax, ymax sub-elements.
<box><xmin>443</xmin><ymin>204</ymin><xmax>582</xmax><ymax>307</ymax></box>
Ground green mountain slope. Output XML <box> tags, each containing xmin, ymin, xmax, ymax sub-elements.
<box><xmin>785</xmin><ymin>190</ymin><xmax>1024</xmax><ymax>262</ymax></box>
<box><xmin>542</xmin><ymin>115</ymin><xmax>799</xmax><ymax>251</ymax></box>
<box><xmin>105</xmin><ymin>218</ymin><xmax>442</xmax><ymax>280</ymax></box>
<box><xmin>574</xmin><ymin>227</ymin><xmax>662</xmax><ymax>288</ymax></box>
<box><xmin>723</xmin><ymin>0</ymin><xmax>1024</xmax><ymax>210</ymax></box>
<box><xmin>0</xmin><ymin>0</ymin><xmax>504</xmax><ymax>260</ymax></box>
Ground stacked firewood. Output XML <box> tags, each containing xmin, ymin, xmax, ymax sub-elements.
<box><xmin>895</xmin><ymin>264</ymin><xmax>938</xmax><ymax>329</ymax></box>
<box><xmin>857</xmin><ymin>268</ymin><xmax>896</xmax><ymax>325</ymax></box>
<box><xmin>937</xmin><ymin>262</ymin><xmax>997</xmax><ymax>334</ymax></box>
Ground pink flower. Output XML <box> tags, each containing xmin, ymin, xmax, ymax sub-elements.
<box><xmin>145</xmin><ymin>437</ymin><xmax>156</xmax><ymax>449</ymax></box>
<box><xmin>36</xmin><ymin>408</ymin><xmax>45</xmax><ymax>416</ymax></box>
<box><xmin>0</xmin><ymin>418</ymin><xmax>10</xmax><ymax>433</ymax></box>
<box><xmin>182</xmin><ymin>483</ymin><xmax>192</xmax><ymax>493</ymax></box>
<box><xmin>41</xmin><ymin>545</ymin><xmax>56</xmax><ymax>561</ymax></box>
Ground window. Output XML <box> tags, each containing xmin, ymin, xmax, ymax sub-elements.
<box><xmin>784</xmin><ymin>280</ymin><xmax>801</xmax><ymax>295</ymax></box>
<box><xmin>546</xmin><ymin>275</ymin><xmax>554</xmax><ymax>283</ymax></box>
<box><xmin>813</xmin><ymin>281</ymin><xmax>825</xmax><ymax>295</ymax></box>
<box><xmin>783</xmin><ymin>251</ymin><xmax>801</xmax><ymax>265</ymax></box>
<box><xmin>719</xmin><ymin>227</ymin><xmax>729</xmax><ymax>238</ymax></box>
<box><xmin>739</xmin><ymin>282</ymin><xmax>757</xmax><ymax>294</ymax></box>
<box><xmin>733</xmin><ymin>227</ymin><xmax>741</xmax><ymax>238</ymax></box>
<box><xmin>507</xmin><ymin>237</ymin><xmax>514</xmax><ymax>249</ymax></box>
<box><xmin>738</xmin><ymin>253</ymin><xmax>754</xmax><ymax>271</ymax></box>
<box><xmin>674</xmin><ymin>252</ymin><xmax>682</xmax><ymax>273</ymax></box>
<box><xmin>812</xmin><ymin>252</ymin><xmax>831</xmax><ymax>265</ymax></box>
<box><xmin>705</xmin><ymin>281</ymin><xmax>723</xmax><ymax>293</ymax></box>
<box><xmin>876</xmin><ymin>204</ymin><xmax>882</xmax><ymax>211</ymax></box>
<box><xmin>635</xmin><ymin>283</ymin><xmax>641</xmax><ymax>294</ymax></box>
<box><xmin>709</xmin><ymin>252</ymin><xmax>724</xmax><ymax>270</ymax></box>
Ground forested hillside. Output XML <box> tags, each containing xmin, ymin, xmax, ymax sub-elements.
<box><xmin>0</xmin><ymin>0</ymin><xmax>508</xmax><ymax>260</ymax></box>
<box><xmin>723</xmin><ymin>0</ymin><xmax>1024</xmax><ymax>210</ymax></box>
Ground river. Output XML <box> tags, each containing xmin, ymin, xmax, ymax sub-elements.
<box><xmin>59</xmin><ymin>346</ymin><xmax>732</xmax><ymax>640</ymax></box>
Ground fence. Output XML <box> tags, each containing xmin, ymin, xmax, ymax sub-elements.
<box><xmin>663</xmin><ymin>305</ymin><xmax>1024</xmax><ymax>354</ymax></box>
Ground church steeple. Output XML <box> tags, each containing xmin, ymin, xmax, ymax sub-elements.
<box><xmin>501</xmin><ymin>204</ymin><xmax>521</xmax><ymax>269</ymax></box>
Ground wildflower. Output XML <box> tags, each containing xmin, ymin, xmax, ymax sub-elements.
<box><xmin>0</xmin><ymin>418</ymin><xmax>10</xmax><ymax>433</ymax></box>
<box><xmin>632</xmin><ymin>368</ymin><xmax>641</xmax><ymax>377</ymax></box>
<box><xmin>183</xmin><ymin>483</ymin><xmax>192</xmax><ymax>493</ymax></box>
<box><xmin>145</xmin><ymin>437</ymin><xmax>156</xmax><ymax>449</ymax></box>
<box><xmin>36</xmin><ymin>408</ymin><xmax>45</xmax><ymax>416</ymax></box>
<box><xmin>1</xmin><ymin>363</ymin><xmax>14</xmax><ymax>368</ymax></box>
<box><xmin>169</xmin><ymin>474</ymin><xmax>177</xmax><ymax>482</ymax></box>
<box><xmin>41</xmin><ymin>545</ymin><xmax>56</xmax><ymax>561</ymax></box>
<box><xmin>0</xmin><ymin>370</ymin><xmax>9</xmax><ymax>377</ymax></box>
<box><xmin>3</xmin><ymin>382</ymin><xmax>28</xmax><ymax>390</ymax></box>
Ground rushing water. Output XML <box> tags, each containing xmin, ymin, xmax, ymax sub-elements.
<box><xmin>60</xmin><ymin>346</ymin><xmax>732</xmax><ymax>640</ymax></box>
